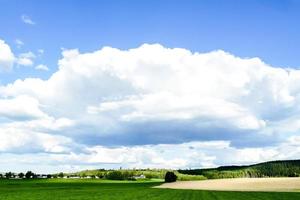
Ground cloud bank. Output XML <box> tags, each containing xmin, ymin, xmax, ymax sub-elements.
<box><xmin>1</xmin><ymin>42</ymin><xmax>300</xmax><ymax>172</ymax></box>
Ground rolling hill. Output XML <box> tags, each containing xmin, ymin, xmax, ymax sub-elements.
<box><xmin>178</xmin><ymin>160</ymin><xmax>300</xmax><ymax>179</ymax></box>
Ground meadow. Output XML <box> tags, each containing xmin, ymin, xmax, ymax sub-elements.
<box><xmin>0</xmin><ymin>179</ymin><xmax>300</xmax><ymax>200</ymax></box>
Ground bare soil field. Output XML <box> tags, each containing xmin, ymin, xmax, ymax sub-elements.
<box><xmin>155</xmin><ymin>178</ymin><xmax>300</xmax><ymax>192</ymax></box>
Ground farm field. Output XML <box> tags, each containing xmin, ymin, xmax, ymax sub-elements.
<box><xmin>0</xmin><ymin>179</ymin><xmax>300</xmax><ymax>200</ymax></box>
<box><xmin>156</xmin><ymin>177</ymin><xmax>300</xmax><ymax>192</ymax></box>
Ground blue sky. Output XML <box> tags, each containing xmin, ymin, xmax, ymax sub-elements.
<box><xmin>0</xmin><ymin>0</ymin><xmax>300</xmax><ymax>173</ymax></box>
<box><xmin>1</xmin><ymin>0</ymin><xmax>300</xmax><ymax>83</ymax></box>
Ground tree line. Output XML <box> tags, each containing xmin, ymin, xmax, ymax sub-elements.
<box><xmin>0</xmin><ymin>171</ymin><xmax>52</xmax><ymax>179</ymax></box>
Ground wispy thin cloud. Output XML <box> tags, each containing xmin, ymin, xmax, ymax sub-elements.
<box><xmin>37</xmin><ymin>49</ymin><xmax>44</xmax><ymax>57</ymax></box>
<box><xmin>35</xmin><ymin>64</ymin><xmax>49</xmax><ymax>71</ymax></box>
<box><xmin>21</xmin><ymin>15</ymin><xmax>35</xmax><ymax>25</ymax></box>
<box><xmin>15</xmin><ymin>39</ymin><xmax>24</xmax><ymax>48</ymax></box>
<box><xmin>38</xmin><ymin>49</ymin><xmax>44</xmax><ymax>55</ymax></box>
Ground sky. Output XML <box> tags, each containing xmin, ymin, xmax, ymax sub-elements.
<box><xmin>0</xmin><ymin>0</ymin><xmax>300</xmax><ymax>173</ymax></box>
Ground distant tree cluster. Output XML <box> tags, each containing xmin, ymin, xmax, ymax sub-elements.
<box><xmin>56</xmin><ymin>169</ymin><xmax>205</xmax><ymax>181</ymax></box>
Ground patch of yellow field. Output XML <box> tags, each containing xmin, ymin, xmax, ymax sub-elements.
<box><xmin>155</xmin><ymin>178</ymin><xmax>300</xmax><ymax>192</ymax></box>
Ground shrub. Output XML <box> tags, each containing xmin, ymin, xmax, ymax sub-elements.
<box><xmin>165</xmin><ymin>171</ymin><xmax>177</xmax><ymax>182</ymax></box>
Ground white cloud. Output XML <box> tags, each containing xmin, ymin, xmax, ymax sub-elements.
<box><xmin>16</xmin><ymin>51</ymin><xmax>36</xmax><ymax>66</ymax></box>
<box><xmin>88</xmin><ymin>93</ymin><xmax>265</xmax><ymax>130</ymax></box>
<box><xmin>2</xmin><ymin>44</ymin><xmax>299</xmax><ymax>133</ymax></box>
<box><xmin>0</xmin><ymin>126</ymin><xmax>72</xmax><ymax>153</ymax></box>
<box><xmin>84</xmin><ymin>141</ymin><xmax>226</xmax><ymax>169</ymax></box>
<box><xmin>10</xmin><ymin>117</ymin><xmax>75</xmax><ymax>132</ymax></box>
<box><xmin>0</xmin><ymin>39</ymin><xmax>42</xmax><ymax>71</ymax></box>
<box><xmin>0</xmin><ymin>39</ymin><xmax>15</xmax><ymax>71</ymax></box>
<box><xmin>21</xmin><ymin>15</ymin><xmax>35</xmax><ymax>25</ymax></box>
<box><xmin>0</xmin><ymin>95</ymin><xmax>47</xmax><ymax>120</ymax></box>
<box><xmin>35</xmin><ymin>64</ymin><xmax>49</xmax><ymax>71</ymax></box>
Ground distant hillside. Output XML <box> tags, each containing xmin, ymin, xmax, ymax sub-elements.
<box><xmin>178</xmin><ymin>160</ymin><xmax>300</xmax><ymax>179</ymax></box>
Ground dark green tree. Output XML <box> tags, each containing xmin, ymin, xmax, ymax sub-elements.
<box><xmin>5</xmin><ymin>172</ymin><xmax>13</xmax><ymax>179</ymax></box>
<box><xmin>58</xmin><ymin>172</ymin><xmax>64</xmax><ymax>178</ymax></box>
<box><xmin>18</xmin><ymin>172</ymin><xmax>25</xmax><ymax>179</ymax></box>
<box><xmin>165</xmin><ymin>171</ymin><xmax>177</xmax><ymax>182</ymax></box>
<box><xmin>25</xmin><ymin>171</ymin><xmax>35</xmax><ymax>179</ymax></box>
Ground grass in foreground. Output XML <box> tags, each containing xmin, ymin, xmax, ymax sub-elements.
<box><xmin>0</xmin><ymin>179</ymin><xmax>300</xmax><ymax>200</ymax></box>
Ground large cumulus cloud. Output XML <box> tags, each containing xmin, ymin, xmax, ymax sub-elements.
<box><xmin>1</xmin><ymin>43</ymin><xmax>300</xmax><ymax>172</ymax></box>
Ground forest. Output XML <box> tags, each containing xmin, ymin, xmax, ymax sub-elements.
<box><xmin>178</xmin><ymin>160</ymin><xmax>300</xmax><ymax>179</ymax></box>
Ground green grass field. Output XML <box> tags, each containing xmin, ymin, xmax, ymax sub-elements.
<box><xmin>0</xmin><ymin>179</ymin><xmax>300</xmax><ymax>200</ymax></box>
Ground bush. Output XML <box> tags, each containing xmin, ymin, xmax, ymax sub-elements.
<box><xmin>165</xmin><ymin>171</ymin><xmax>177</xmax><ymax>182</ymax></box>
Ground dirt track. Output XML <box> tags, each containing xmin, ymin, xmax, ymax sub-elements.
<box><xmin>155</xmin><ymin>178</ymin><xmax>300</xmax><ymax>192</ymax></box>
